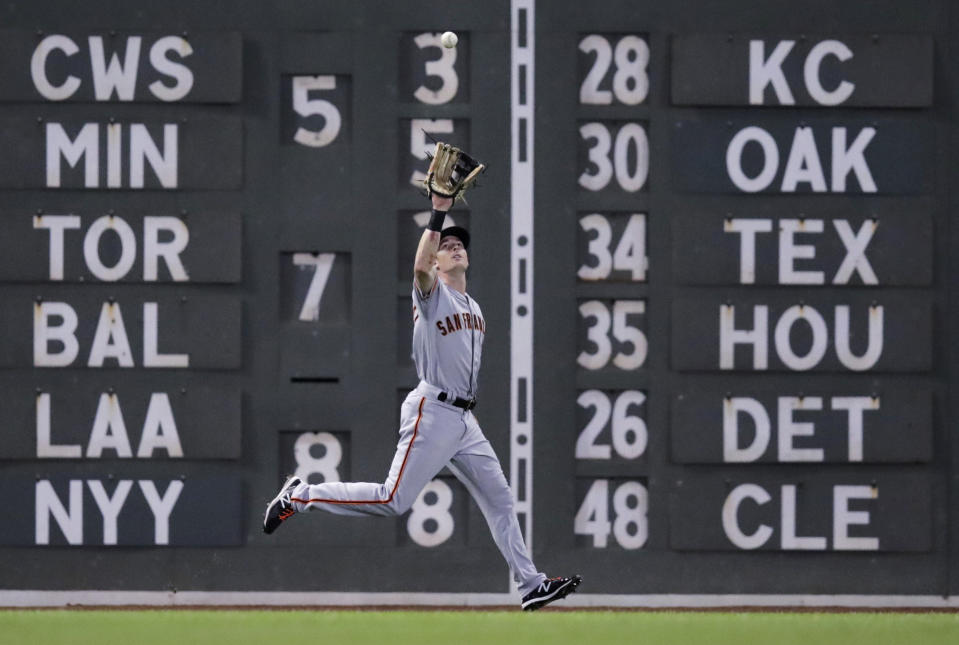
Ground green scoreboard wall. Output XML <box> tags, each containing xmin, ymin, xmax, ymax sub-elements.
<box><xmin>1</xmin><ymin>0</ymin><xmax>956</xmax><ymax>601</ymax></box>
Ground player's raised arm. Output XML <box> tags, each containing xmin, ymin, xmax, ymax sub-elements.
<box><xmin>413</xmin><ymin>194</ymin><xmax>453</xmax><ymax>295</ymax></box>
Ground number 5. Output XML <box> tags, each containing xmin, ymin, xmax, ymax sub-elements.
<box><xmin>292</xmin><ymin>75</ymin><xmax>342</xmax><ymax>147</ymax></box>
<box><xmin>409</xmin><ymin>118</ymin><xmax>454</xmax><ymax>188</ymax></box>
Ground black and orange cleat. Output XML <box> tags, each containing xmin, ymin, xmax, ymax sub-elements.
<box><xmin>521</xmin><ymin>574</ymin><xmax>582</xmax><ymax>611</ymax></box>
<box><xmin>263</xmin><ymin>476</ymin><xmax>302</xmax><ymax>534</ymax></box>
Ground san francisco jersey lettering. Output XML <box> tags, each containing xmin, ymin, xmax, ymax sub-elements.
<box><xmin>413</xmin><ymin>278</ymin><xmax>485</xmax><ymax>400</ymax></box>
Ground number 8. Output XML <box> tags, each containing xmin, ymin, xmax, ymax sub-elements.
<box><xmin>612</xmin><ymin>36</ymin><xmax>650</xmax><ymax>106</ymax></box>
<box><xmin>293</xmin><ymin>432</ymin><xmax>342</xmax><ymax>483</ymax></box>
<box><xmin>407</xmin><ymin>479</ymin><xmax>455</xmax><ymax>547</ymax></box>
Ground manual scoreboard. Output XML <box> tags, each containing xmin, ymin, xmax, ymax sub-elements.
<box><xmin>1</xmin><ymin>0</ymin><xmax>954</xmax><ymax>599</ymax></box>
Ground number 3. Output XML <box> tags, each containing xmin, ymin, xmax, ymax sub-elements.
<box><xmin>414</xmin><ymin>33</ymin><xmax>459</xmax><ymax>104</ymax></box>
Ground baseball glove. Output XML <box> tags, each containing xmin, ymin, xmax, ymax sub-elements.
<box><xmin>424</xmin><ymin>142</ymin><xmax>486</xmax><ymax>200</ymax></box>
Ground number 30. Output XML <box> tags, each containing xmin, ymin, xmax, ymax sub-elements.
<box><xmin>579</xmin><ymin>122</ymin><xmax>649</xmax><ymax>192</ymax></box>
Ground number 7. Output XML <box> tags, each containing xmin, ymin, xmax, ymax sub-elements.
<box><xmin>293</xmin><ymin>253</ymin><xmax>335</xmax><ymax>321</ymax></box>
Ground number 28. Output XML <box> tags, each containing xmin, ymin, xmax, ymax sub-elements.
<box><xmin>579</xmin><ymin>35</ymin><xmax>649</xmax><ymax>105</ymax></box>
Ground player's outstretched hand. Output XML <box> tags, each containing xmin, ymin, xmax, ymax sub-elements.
<box><xmin>431</xmin><ymin>194</ymin><xmax>453</xmax><ymax>212</ymax></box>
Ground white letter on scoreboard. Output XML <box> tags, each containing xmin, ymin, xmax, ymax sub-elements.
<box><xmin>130</xmin><ymin>124</ymin><xmax>178</xmax><ymax>188</ymax></box>
<box><xmin>781</xmin><ymin>128</ymin><xmax>827</xmax><ymax>193</ymax></box>
<box><xmin>31</xmin><ymin>35</ymin><xmax>81</xmax><ymax>100</ymax></box>
<box><xmin>88</xmin><ymin>36</ymin><xmax>141</xmax><ymax>101</ymax></box>
<box><xmin>143</xmin><ymin>303</ymin><xmax>189</xmax><ymax>367</ymax></box>
<box><xmin>34</xmin><ymin>301</ymin><xmax>80</xmax><ymax>367</ymax></box>
<box><xmin>144</xmin><ymin>216</ymin><xmax>190</xmax><ymax>281</ymax></box>
<box><xmin>723</xmin><ymin>397</ymin><xmax>770</xmax><ymax>462</ymax></box>
<box><xmin>832</xmin><ymin>127</ymin><xmax>876</xmax><ymax>192</ymax></box>
<box><xmin>88</xmin><ymin>302</ymin><xmax>135</xmax><ymax>367</ymax></box>
<box><xmin>35</xmin><ymin>480</ymin><xmax>83</xmax><ymax>545</ymax></box>
<box><xmin>779</xmin><ymin>219</ymin><xmax>825</xmax><ymax>284</ymax></box>
<box><xmin>34</xmin><ymin>215</ymin><xmax>81</xmax><ymax>280</ymax></box>
<box><xmin>719</xmin><ymin>304</ymin><xmax>769</xmax><ymax>370</ymax></box>
<box><xmin>36</xmin><ymin>392</ymin><xmax>82</xmax><ymax>458</ymax></box>
<box><xmin>84</xmin><ymin>215</ymin><xmax>137</xmax><ymax>281</ymax></box>
<box><xmin>726</xmin><ymin>126</ymin><xmax>779</xmax><ymax>192</ymax></box>
<box><xmin>46</xmin><ymin>123</ymin><xmax>99</xmax><ymax>188</ymax></box>
<box><xmin>778</xmin><ymin>396</ymin><xmax>824</xmax><ymax>462</ymax></box>
<box><xmin>722</xmin><ymin>483</ymin><xmax>773</xmax><ymax>549</ymax></box>
<box><xmin>149</xmin><ymin>36</ymin><xmax>195</xmax><ymax>102</ymax></box>
<box><xmin>87</xmin><ymin>480</ymin><xmax>134</xmax><ymax>545</ymax></box>
<box><xmin>834</xmin><ymin>305</ymin><xmax>883</xmax><ymax>371</ymax></box>
<box><xmin>832</xmin><ymin>220</ymin><xmax>878</xmax><ymax>285</ymax></box>
<box><xmin>139</xmin><ymin>480</ymin><xmax>184</xmax><ymax>545</ymax></box>
<box><xmin>749</xmin><ymin>40</ymin><xmax>795</xmax><ymax>105</ymax></box>
<box><xmin>725</xmin><ymin>218</ymin><xmax>773</xmax><ymax>284</ymax></box>
<box><xmin>87</xmin><ymin>392</ymin><xmax>133</xmax><ymax>458</ymax></box>
<box><xmin>773</xmin><ymin>305</ymin><xmax>828</xmax><ymax>370</ymax></box>
<box><xmin>137</xmin><ymin>393</ymin><xmax>184</xmax><ymax>458</ymax></box>
<box><xmin>831</xmin><ymin>396</ymin><xmax>878</xmax><ymax>462</ymax></box>
<box><xmin>833</xmin><ymin>485</ymin><xmax>879</xmax><ymax>550</ymax></box>
<box><xmin>804</xmin><ymin>40</ymin><xmax>855</xmax><ymax>106</ymax></box>
<box><xmin>781</xmin><ymin>484</ymin><xmax>827</xmax><ymax>550</ymax></box>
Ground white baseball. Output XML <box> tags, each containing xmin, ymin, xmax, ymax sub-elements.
<box><xmin>441</xmin><ymin>31</ymin><xmax>458</xmax><ymax>48</ymax></box>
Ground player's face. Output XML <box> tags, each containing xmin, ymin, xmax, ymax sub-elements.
<box><xmin>436</xmin><ymin>237</ymin><xmax>469</xmax><ymax>273</ymax></box>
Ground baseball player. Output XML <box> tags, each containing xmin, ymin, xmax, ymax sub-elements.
<box><xmin>264</xmin><ymin>177</ymin><xmax>581</xmax><ymax>610</ymax></box>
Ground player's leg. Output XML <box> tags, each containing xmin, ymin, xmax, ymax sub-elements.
<box><xmin>446</xmin><ymin>417</ymin><xmax>547</xmax><ymax>597</ymax></box>
<box><xmin>289</xmin><ymin>395</ymin><xmax>461</xmax><ymax>517</ymax></box>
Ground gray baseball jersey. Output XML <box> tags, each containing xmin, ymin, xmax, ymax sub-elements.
<box><xmin>412</xmin><ymin>278</ymin><xmax>485</xmax><ymax>400</ymax></box>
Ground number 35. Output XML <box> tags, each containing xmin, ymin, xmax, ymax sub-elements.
<box><xmin>578</xmin><ymin>300</ymin><xmax>648</xmax><ymax>370</ymax></box>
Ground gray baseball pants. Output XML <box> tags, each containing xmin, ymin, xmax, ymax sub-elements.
<box><xmin>290</xmin><ymin>383</ymin><xmax>547</xmax><ymax>596</ymax></box>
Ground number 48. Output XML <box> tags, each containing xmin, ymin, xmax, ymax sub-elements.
<box><xmin>575</xmin><ymin>479</ymin><xmax>648</xmax><ymax>549</ymax></box>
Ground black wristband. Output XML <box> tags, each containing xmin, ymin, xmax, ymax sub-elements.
<box><xmin>427</xmin><ymin>208</ymin><xmax>447</xmax><ymax>232</ymax></box>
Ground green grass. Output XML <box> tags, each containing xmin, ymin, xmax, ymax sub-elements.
<box><xmin>1</xmin><ymin>609</ymin><xmax>958</xmax><ymax>645</ymax></box>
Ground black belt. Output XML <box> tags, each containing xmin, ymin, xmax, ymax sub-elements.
<box><xmin>437</xmin><ymin>392</ymin><xmax>477</xmax><ymax>410</ymax></box>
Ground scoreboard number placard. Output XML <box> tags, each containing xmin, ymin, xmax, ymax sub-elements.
<box><xmin>574</xmin><ymin>478</ymin><xmax>649</xmax><ymax>549</ymax></box>
<box><xmin>578</xmin><ymin>34</ymin><xmax>650</xmax><ymax>106</ymax></box>
<box><xmin>284</xmin><ymin>74</ymin><xmax>350</xmax><ymax>148</ymax></box>
<box><xmin>575</xmin><ymin>389</ymin><xmax>648</xmax><ymax>460</ymax></box>
<box><xmin>577</xmin><ymin>213</ymin><xmax>647</xmax><ymax>282</ymax></box>
<box><xmin>577</xmin><ymin>299</ymin><xmax>648</xmax><ymax>371</ymax></box>
<box><xmin>401</xmin><ymin>31</ymin><xmax>469</xmax><ymax>104</ymax></box>
<box><xmin>578</xmin><ymin>121</ymin><xmax>649</xmax><ymax>192</ymax></box>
